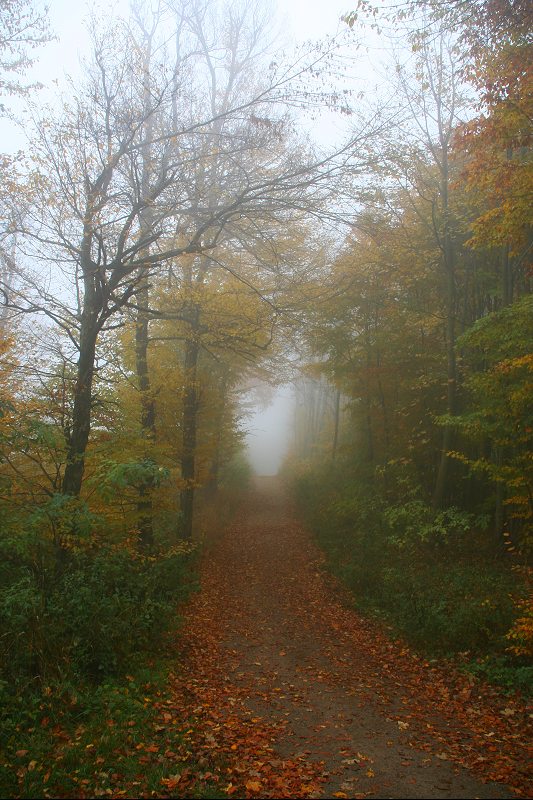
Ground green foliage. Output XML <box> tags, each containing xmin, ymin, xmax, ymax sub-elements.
<box><xmin>0</xmin><ymin>511</ymin><xmax>196</xmax><ymax>690</ymax></box>
<box><xmin>0</xmin><ymin>660</ymin><xmax>197</xmax><ymax>799</ymax></box>
<box><xmin>30</xmin><ymin>492</ymin><xmax>97</xmax><ymax>542</ymax></box>
<box><xmin>457</xmin><ymin>295</ymin><xmax>533</xmax><ymax>363</ymax></box>
<box><xmin>219</xmin><ymin>450</ymin><xmax>253</xmax><ymax>491</ymax></box>
<box><xmin>95</xmin><ymin>458</ymin><xmax>171</xmax><ymax>500</ymax></box>
<box><xmin>45</xmin><ymin>548</ymin><xmax>192</xmax><ymax>678</ymax></box>
<box><xmin>385</xmin><ymin>501</ymin><xmax>468</xmax><ymax>547</ymax></box>
<box><xmin>379</xmin><ymin>563</ymin><xmax>517</xmax><ymax>653</ymax></box>
<box><xmin>292</xmin><ymin>459</ymin><xmax>527</xmax><ymax>663</ymax></box>
<box><xmin>463</xmin><ymin>655</ymin><xmax>533</xmax><ymax>697</ymax></box>
<box><xmin>440</xmin><ymin>297</ymin><xmax>533</xmax><ymax>550</ymax></box>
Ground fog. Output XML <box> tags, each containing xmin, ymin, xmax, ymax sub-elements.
<box><xmin>245</xmin><ymin>387</ymin><xmax>294</xmax><ymax>476</ymax></box>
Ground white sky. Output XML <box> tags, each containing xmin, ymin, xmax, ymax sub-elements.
<box><xmin>1</xmin><ymin>0</ymin><xmax>374</xmax><ymax>153</ymax></box>
<box><xmin>30</xmin><ymin>0</ymin><xmax>356</xmax><ymax>90</ymax></box>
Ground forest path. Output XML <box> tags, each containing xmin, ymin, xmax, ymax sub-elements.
<box><xmin>163</xmin><ymin>477</ymin><xmax>529</xmax><ymax>799</ymax></box>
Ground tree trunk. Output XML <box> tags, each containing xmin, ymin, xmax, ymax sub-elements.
<box><xmin>206</xmin><ymin>372</ymin><xmax>228</xmax><ymax>497</ymax></box>
<box><xmin>135</xmin><ymin>280</ymin><xmax>156</xmax><ymax>549</ymax></box>
<box><xmin>501</xmin><ymin>243</ymin><xmax>512</xmax><ymax>307</ymax></box>
<box><xmin>364</xmin><ymin>326</ymin><xmax>374</xmax><ymax>465</ymax></box>
<box><xmin>493</xmin><ymin>445</ymin><xmax>505</xmax><ymax>550</ymax></box>
<box><xmin>180</xmin><ymin>334</ymin><xmax>200</xmax><ymax>540</ymax></box>
<box><xmin>433</xmin><ymin>147</ymin><xmax>457</xmax><ymax>509</ymax></box>
<box><xmin>62</xmin><ymin>293</ymin><xmax>100</xmax><ymax>496</ymax></box>
<box><xmin>133</xmin><ymin>31</ymin><xmax>157</xmax><ymax>550</ymax></box>
<box><xmin>332</xmin><ymin>388</ymin><xmax>341</xmax><ymax>461</ymax></box>
<box><xmin>364</xmin><ymin>399</ymin><xmax>374</xmax><ymax>465</ymax></box>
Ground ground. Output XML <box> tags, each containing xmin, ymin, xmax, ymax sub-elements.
<box><xmin>155</xmin><ymin>477</ymin><xmax>530</xmax><ymax>799</ymax></box>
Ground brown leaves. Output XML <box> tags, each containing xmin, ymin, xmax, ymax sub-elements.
<box><xmin>160</xmin><ymin>775</ymin><xmax>181</xmax><ymax>790</ymax></box>
<box><xmin>161</xmin><ymin>482</ymin><xmax>532</xmax><ymax>798</ymax></box>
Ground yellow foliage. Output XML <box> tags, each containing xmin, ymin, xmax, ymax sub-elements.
<box><xmin>506</xmin><ymin>593</ymin><xmax>533</xmax><ymax>658</ymax></box>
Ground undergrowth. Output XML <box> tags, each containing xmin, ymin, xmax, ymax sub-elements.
<box><xmin>290</xmin><ymin>459</ymin><xmax>532</xmax><ymax>696</ymax></box>
<box><xmin>0</xmin><ymin>474</ymin><xmax>250</xmax><ymax>798</ymax></box>
<box><xmin>0</xmin><ymin>654</ymin><xmax>222</xmax><ymax>799</ymax></box>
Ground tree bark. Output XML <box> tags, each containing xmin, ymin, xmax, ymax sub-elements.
<box><xmin>180</xmin><ymin>332</ymin><xmax>200</xmax><ymax>540</ymax></box>
<box><xmin>61</xmin><ymin>247</ymin><xmax>102</xmax><ymax>497</ymax></box>
<box><xmin>433</xmin><ymin>145</ymin><xmax>457</xmax><ymax>509</ymax></box>
<box><xmin>135</xmin><ymin>280</ymin><xmax>156</xmax><ymax>549</ymax></box>
<box><xmin>133</xmin><ymin>21</ymin><xmax>158</xmax><ymax>549</ymax></box>
<box><xmin>206</xmin><ymin>372</ymin><xmax>228</xmax><ymax>497</ymax></box>
<box><xmin>332</xmin><ymin>387</ymin><xmax>341</xmax><ymax>461</ymax></box>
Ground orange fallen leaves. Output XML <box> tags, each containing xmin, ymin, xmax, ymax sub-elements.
<box><xmin>18</xmin><ymin>484</ymin><xmax>531</xmax><ymax>799</ymax></box>
<box><xmin>160</xmin><ymin>775</ymin><xmax>181</xmax><ymax>790</ymax></box>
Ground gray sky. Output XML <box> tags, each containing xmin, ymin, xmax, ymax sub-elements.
<box><xmin>1</xmin><ymin>0</ymin><xmax>366</xmax><ymax>153</ymax></box>
<box><xmin>31</xmin><ymin>0</ymin><xmax>354</xmax><ymax>87</ymax></box>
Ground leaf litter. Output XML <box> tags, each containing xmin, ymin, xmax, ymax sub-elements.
<box><xmin>16</xmin><ymin>478</ymin><xmax>532</xmax><ymax>798</ymax></box>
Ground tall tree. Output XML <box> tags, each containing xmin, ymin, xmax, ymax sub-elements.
<box><xmin>2</xmin><ymin>4</ymin><xmax>373</xmax><ymax>524</ymax></box>
<box><xmin>346</xmin><ymin>29</ymin><xmax>467</xmax><ymax>504</ymax></box>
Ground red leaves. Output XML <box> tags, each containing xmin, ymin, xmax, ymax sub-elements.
<box><xmin>160</xmin><ymin>775</ymin><xmax>181</xmax><ymax>790</ymax></box>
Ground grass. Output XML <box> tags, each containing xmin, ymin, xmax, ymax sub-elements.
<box><xmin>0</xmin><ymin>636</ymin><xmax>233</xmax><ymax>799</ymax></box>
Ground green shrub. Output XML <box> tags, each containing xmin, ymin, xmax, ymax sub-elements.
<box><xmin>290</xmin><ymin>459</ymin><xmax>526</xmax><ymax>661</ymax></box>
<box><xmin>0</xmin><ymin>525</ymin><xmax>194</xmax><ymax>688</ymax></box>
<box><xmin>220</xmin><ymin>451</ymin><xmax>253</xmax><ymax>491</ymax></box>
<box><xmin>464</xmin><ymin>655</ymin><xmax>533</xmax><ymax>695</ymax></box>
<box><xmin>56</xmin><ymin>548</ymin><xmax>193</xmax><ymax>679</ymax></box>
<box><xmin>379</xmin><ymin>562</ymin><xmax>517</xmax><ymax>653</ymax></box>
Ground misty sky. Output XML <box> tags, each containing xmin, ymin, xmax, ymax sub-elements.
<box><xmin>16</xmin><ymin>0</ymin><xmax>355</xmax><ymax>101</ymax></box>
<box><xmin>245</xmin><ymin>387</ymin><xmax>294</xmax><ymax>476</ymax></box>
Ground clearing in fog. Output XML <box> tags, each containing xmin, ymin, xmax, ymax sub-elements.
<box><xmin>245</xmin><ymin>387</ymin><xmax>294</xmax><ymax>476</ymax></box>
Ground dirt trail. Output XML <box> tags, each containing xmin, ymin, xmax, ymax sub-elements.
<box><xmin>165</xmin><ymin>478</ymin><xmax>531</xmax><ymax>799</ymax></box>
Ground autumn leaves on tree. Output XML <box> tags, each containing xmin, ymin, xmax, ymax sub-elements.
<box><xmin>290</xmin><ymin>0</ymin><xmax>532</xmax><ymax>659</ymax></box>
<box><xmin>0</xmin><ymin>0</ymin><xmax>365</xmax><ymax>544</ymax></box>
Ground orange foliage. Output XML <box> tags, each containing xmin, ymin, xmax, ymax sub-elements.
<box><xmin>454</xmin><ymin>34</ymin><xmax>533</xmax><ymax>255</ymax></box>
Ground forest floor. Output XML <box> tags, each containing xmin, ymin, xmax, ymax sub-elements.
<box><xmin>18</xmin><ymin>477</ymin><xmax>531</xmax><ymax>799</ymax></box>
<box><xmin>146</xmin><ymin>476</ymin><xmax>530</xmax><ymax>800</ymax></box>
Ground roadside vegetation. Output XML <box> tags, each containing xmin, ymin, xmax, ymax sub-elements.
<box><xmin>290</xmin><ymin>459</ymin><xmax>532</xmax><ymax>695</ymax></box>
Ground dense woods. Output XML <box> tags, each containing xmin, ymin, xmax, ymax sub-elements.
<box><xmin>0</xmin><ymin>0</ymin><xmax>531</xmax><ymax>796</ymax></box>
<box><xmin>289</xmin><ymin>0</ymin><xmax>532</xmax><ymax>681</ymax></box>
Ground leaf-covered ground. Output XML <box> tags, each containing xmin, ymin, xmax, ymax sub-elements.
<box><xmin>154</xmin><ymin>477</ymin><xmax>531</xmax><ymax>799</ymax></box>
<box><xmin>9</xmin><ymin>478</ymin><xmax>532</xmax><ymax>798</ymax></box>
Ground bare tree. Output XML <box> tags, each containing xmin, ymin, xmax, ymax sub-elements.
<box><xmin>0</xmin><ymin>0</ymin><xmax>51</xmax><ymax>331</ymax></box>
<box><xmin>0</xmin><ymin>0</ymin><xmax>51</xmax><ymax>113</ymax></box>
